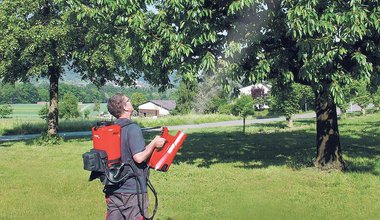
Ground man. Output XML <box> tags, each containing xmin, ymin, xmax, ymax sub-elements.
<box><xmin>105</xmin><ymin>93</ymin><xmax>166</xmax><ymax>220</ymax></box>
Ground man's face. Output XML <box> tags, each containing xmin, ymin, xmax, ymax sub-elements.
<box><xmin>124</xmin><ymin>96</ymin><xmax>134</xmax><ymax>113</ymax></box>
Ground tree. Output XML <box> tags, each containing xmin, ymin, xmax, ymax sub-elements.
<box><xmin>17</xmin><ymin>83</ymin><xmax>40</xmax><ymax>103</ymax></box>
<box><xmin>298</xmin><ymin>86</ymin><xmax>314</xmax><ymax>112</ymax></box>
<box><xmin>93</xmin><ymin>100</ymin><xmax>101</xmax><ymax>113</ymax></box>
<box><xmin>0</xmin><ymin>0</ymin><xmax>75</xmax><ymax>135</ymax></box>
<box><xmin>218</xmin><ymin>103</ymin><xmax>232</xmax><ymax>115</ymax></box>
<box><xmin>131</xmin><ymin>92</ymin><xmax>148</xmax><ymax>111</ymax></box>
<box><xmin>219</xmin><ymin>0</ymin><xmax>380</xmax><ymax>170</ymax></box>
<box><xmin>194</xmin><ymin>75</ymin><xmax>227</xmax><ymax>114</ymax></box>
<box><xmin>337</xmin><ymin>84</ymin><xmax>352</xmax><ymax>119</ymax></box>
<box><xmin>270</xmin><ymin>83</ymin><xmax>303</xmax><ymax>128</ymax></box>
<box><xmin>37</xmin><ymin>86</ymin><xmax>49</xmax><ymax>102</ymax></box>
<box><xmin>250</xmin><ymin>86</ymin><xmax>271</xmax><ymax>110</ymax></box>
<box><xmin>205</xmin><ymin>96</ymin><xmax>228</xmax><ymax>114</ymax></box>
<box><xmin>146</xmin><ymin>0</ymin><xmax>380</xmax><ymax>170</ymax></box>
<box><xmin>0</xmin><ymin>104</ymin><xmax>13</xmax><ymax>118</ymax></box>
<box><xmin>351</xmin><ymin>80</ymin><xmax>372</xmax><ymax>115</ymax></box>
<box><xmin>59</xmin><ymin>92</ymin><xmax>80</xmax><ymax>120</ymax></box>
<box><xmin>373</xmin><ymin>88</ymin><xmax>380</xmax><ymax>112</ymax></box>
<box><xmin>0</xmin><ymin>84</ymin><xmax>17</xmax><ymax>104</ymax></box>
<box><xmin>0</xmin><ymin>82</ymin><xmax>42</xmax><ymax>103</ymax></box>
<box><xmin>0</xmin><ymin>0</ymin><xmax>149</xmax><ymax>136</ymax></box>
<box><xmin>231</xmin><ymin>95</ymin><xmax>255</xmax><ymax>134</ymax></box>
<box><xmin>64</xmin><ymin>0</ymin><xmax>379</xmax><ymax>170</ymax></box>
<box><xmin>83</xmin><ymin>109</ymin><xmax>91</xmax><ymax>119</ymax></box>
<box><xmin>173</xmin><ymin>79</ymin><xmax>198</xmax><ymax>115</ymax></box>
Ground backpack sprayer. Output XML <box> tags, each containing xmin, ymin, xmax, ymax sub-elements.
<box><xmin>148</xmin><ymin>127</ymin><xmax>187</xmax><ymax>171</ymax></box>
<box><xmin>82</xmin><ymin>121</ymin><xmax>187</xmax><ymax>220</ymax></box>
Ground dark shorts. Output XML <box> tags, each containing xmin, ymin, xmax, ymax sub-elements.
<box><xmin>106</xmin><ymin>193</ymin><xmax>149</xmax><ymax>220</ymax></box>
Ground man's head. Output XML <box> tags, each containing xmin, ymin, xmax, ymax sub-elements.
<box><xmin>107</xmin><ymin>93</ymin><xmax>133</xmax><ymax>118</ymax></box>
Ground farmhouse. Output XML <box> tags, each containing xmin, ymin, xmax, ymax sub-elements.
<box><xmin>239</xmin><ymin>83</ymin><xmax>271</xmax><ymax>97</ymax></box>
<box><xmin>138</xmin><ymin>100</ymin><xmax>176</xmax><ymax>117</ymax></box>
<box><xmin>239</xmin><ymin>83</ymin><xmax>272</xmax><ymax>109</ymax></box>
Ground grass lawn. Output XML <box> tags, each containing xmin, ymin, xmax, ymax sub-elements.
<box><xmin>0</xmin><ymin>113</ymin><xmax>379</xmax><ymax>219</ymax></box>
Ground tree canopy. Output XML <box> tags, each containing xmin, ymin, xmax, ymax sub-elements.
<box><xmin>139</xmin><ymin>0</ymin><xmax>380</xmax><ymax>170</ymax></box>
<box><xmin>0</xmin><ymin>0</ymin><xmax>168</xmax><ymax>135</ymax></box>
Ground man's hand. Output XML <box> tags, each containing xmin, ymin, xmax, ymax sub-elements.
<box><xmin>153</xmin><ymin>136</ymin><xmax>166</xmax><ymax>149</ymax></box>
<box><xmin>133</xmin><ymin>136</ymin><xmax>166</xmax><ymax>164</ymax></box>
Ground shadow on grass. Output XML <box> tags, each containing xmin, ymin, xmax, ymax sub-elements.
<box><xmin>2</xmin><ymin>116</ymin><xmax>379</xmax><ymax>175</ymax></box>
<box><xmin>340</xmin><ymin>120</ymin><xmax>380</xmax><ymax>175</ymax></box>
<box><xmin>175</xmin><ymin>128</ymin><xmax>316</xmax><ymax>169</ymax></box>
<box><xmin>0</xmin><ymin>142</ymin><xmax>13</xmax><ymax>148</ymax></box>
<box><xmin>175</xmin><ymin>120</ymin><xmax>380</xmax><ymax>175</ymax></box>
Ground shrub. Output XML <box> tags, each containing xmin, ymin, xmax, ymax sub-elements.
<box><xmin>218</xmin><ymin>103</ymin><xmax>232</xmax><ymax>115</ymax></box>
<box><xmin>59</xmin><ymin>92</ymin><xmax>80</xmax><ymax>120</ymax></box>
<box><xmin>38</xmin><ymin>104</ymin><xmax>49</xmax><ymax>121</ymax></box>
<box><xmin>0</xmin><ymin>104</ymin><xmax>13</xmax><ymax>118</ymax></box>
<box><xmin>83</xmin><ymin>109</ymin><xmax>91</xmax><ymax>119</ymax></box>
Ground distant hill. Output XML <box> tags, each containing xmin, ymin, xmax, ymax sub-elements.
<box><xmin>32</xmin><ymin>66</ymin><xmax>150</xmax><ymax>87</ymax></box>
<box><xmin>31</xmin><ymin>67</ymin><xmax>88</xmax><ymax>86</ymax></box>
<box><xmin>61</xmin><ymin>68</ymin><xmax>89</xmax><ymax>85</ymax></box>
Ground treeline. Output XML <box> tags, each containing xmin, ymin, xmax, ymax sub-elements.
<box><xmin>0</xmin><ymin>82</ymin><xmax>174</xmax><ymax>104</ymax></box>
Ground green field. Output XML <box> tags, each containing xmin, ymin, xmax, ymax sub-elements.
<box><xmin>9</xmin><ymin>104</ymin><xmax>43</xmax><ymax>118</ymax></box>
<box><xmin>1</xmin><ymin>104</ymin><xmax>247</xmax><ymax>135</ymax></box>
<box><xmin>9</xmin><ymin>103</ymin><xmax>109</xmax><ymax>118</ymax></box>
<box><xmin>0</xmin><ymin>113</ymin><xmax>379</xmax><ymax>219</ymax></box>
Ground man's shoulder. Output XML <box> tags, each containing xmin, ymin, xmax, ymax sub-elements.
<box><xmin>116</xmin><ymin>120</ymin><xmax>141</xmax><ymax>131</ymax></box>
<box><xmin>115</xmin><ymin>119</ymin><xmax>138</xmax><ymax>127</ymax></box>
<box><xmin>126</xmin><ymin>123</ymin><xmax>141</xmax><ymax>130</ymax></box>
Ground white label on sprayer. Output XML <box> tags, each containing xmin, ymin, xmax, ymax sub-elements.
<box><xmin>167</xmin><ymin>132</ymin><xmax>185</xmax><ymax>154</ymax></box>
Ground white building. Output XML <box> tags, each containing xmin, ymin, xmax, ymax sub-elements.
<box><xmin>138</xmin><ymin>100</ymin><xmax>176</xmax><ymax>117</ymax></box>
<box><xmin>239</xmin><ymin>83</ymin><xmax>271</xmax><ymax>96</ymax></box>
<box><xmin>239</xmin><ymin>83</ymin><xmax>272</xmax><ymax>109</ymax></box>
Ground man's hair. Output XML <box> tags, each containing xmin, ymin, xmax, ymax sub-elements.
<box><xmin>107</xmin><ymin>93</ymin><xmax>127</xmax><ymax>118</ymax></box>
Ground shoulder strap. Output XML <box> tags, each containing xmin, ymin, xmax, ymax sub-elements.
<box><xmin>117</xmin><ymin>120</ymin><xmax>134</xmax><ymax>128</ymax></box>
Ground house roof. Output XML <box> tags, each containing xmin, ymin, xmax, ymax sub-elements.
<box><xmin>239</xmin><ymin>83</ymin><xmax>271</xmax><ymax>94</ymax></box>
<box><xmin>147</xmin><ymin>100</ymin><xmax>176</xmax><ymax>111</ymax></box>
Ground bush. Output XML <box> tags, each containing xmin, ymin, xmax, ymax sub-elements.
<box><xmin>34</xmin><ymin>132</ymin><xmax>63</xmax><ymax>146</ymax></box>
<box><xmin>218</xmin><ymin>103</ymin><xmax>232</xmax><ymax>115</ymax></box>
<box><xmin>231</xmin><ymin>95</ymin><xmax>255</xmax><ymax>118</ymax></box>
<box><xmin>0</xmin><ymin>104</ymin><xmax>13</xmax><ymax>118</ymax></box>
<box><xmin>83</xmin><ymin>109</ymin><xmax>91</xmax><ymax>119</ymax></box>
<box><xmin>59</xmin><ymin>92</ymin><xmax>80</xmax><ymax>120</ymax></box>
<box><xmin>205</xmin><ymin>97</ymin><xmax>227</xmax><ymax>114</ymax></box>
<box><xmin>38</xmin><ymin>104</ymin><xmax>49</xmax><ymax>121</ymax></box>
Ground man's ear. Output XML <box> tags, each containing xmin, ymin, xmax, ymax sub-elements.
<box><xmin>123</xmin><ymin>103</ymin><xmax>129</xmax><ymax>112</ymax></box>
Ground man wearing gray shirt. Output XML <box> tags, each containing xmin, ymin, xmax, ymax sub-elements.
<box><xmin>105</xmin><ymin>93</ymin><xmax>165</xmax><ymax>220</ymax></box>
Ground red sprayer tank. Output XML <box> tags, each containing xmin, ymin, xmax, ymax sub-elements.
<box><xmin>92</xmin><ymin>124</ymin><xmax>122</xmax><ymax>165</ymax></box>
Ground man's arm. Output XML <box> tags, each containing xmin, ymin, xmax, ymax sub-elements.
<box><xmin>133</xmin><ymin>136</ymin><xmax>166</xmax><ymax>163</ymax></box>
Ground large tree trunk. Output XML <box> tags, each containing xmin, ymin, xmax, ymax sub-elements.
<box><xmin>48</xmin><ymin>68</ymin><xmax>59</xmax><ymax>136</ymax></box>
<box><xmin>314</xmin><ymin>89</ymin><xmax>346</xmax><ymax>171</ymax></box>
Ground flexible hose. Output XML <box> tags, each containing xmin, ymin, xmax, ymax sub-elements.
<box><xmin>104</xmin><ymin>162</ymin><xmax>158</xmax><ymax>220</ymax></box>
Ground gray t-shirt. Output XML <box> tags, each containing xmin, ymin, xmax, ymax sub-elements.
<box><xmin>104</xmin><ymin>118</ymin><xmax>149</xmax><ymax>194</ymax></box>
